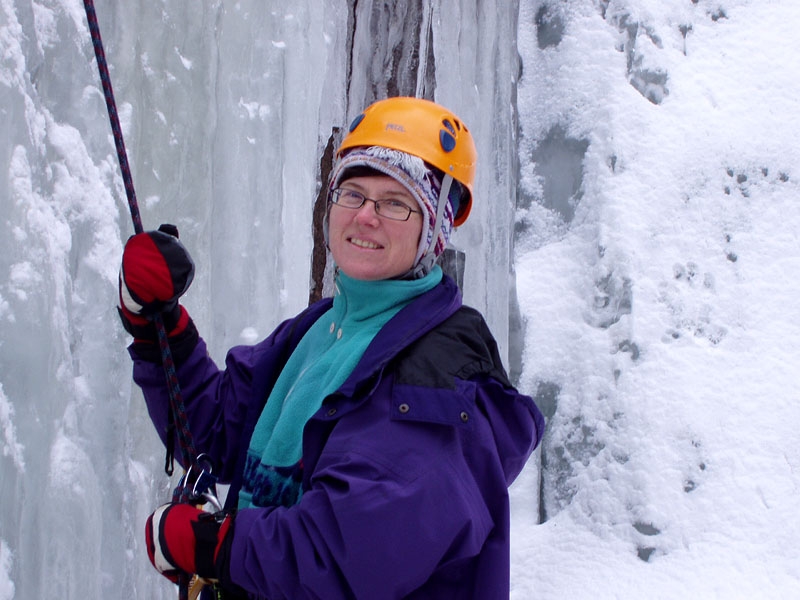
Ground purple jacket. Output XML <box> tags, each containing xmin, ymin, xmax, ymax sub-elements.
<box><xmin>132</xmin><ymin>275</ymin><xmax>544</xmax><ymax>599</ymax></box>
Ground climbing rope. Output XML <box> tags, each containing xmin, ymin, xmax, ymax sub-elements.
<box><xmin>83</xmin><ymin>0</ymin><xmax>198</xmax><ymax>482</ymax></box>
<box><xmin>83</xmin><ymin>1</ymin><xmax>210</xmax><ymax>597</ymax></box>
<box><xmin>82</xmin><ymin>1</ymin><xmax>142</xmax><ymax>234</ymax></box>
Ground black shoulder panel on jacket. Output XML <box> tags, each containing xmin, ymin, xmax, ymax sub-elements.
<box><xmin>393</xmin><ymin>306</ymin><xmax>512</xmax><ymax>390</ymax></box>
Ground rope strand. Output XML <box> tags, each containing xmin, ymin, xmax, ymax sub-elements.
<box><xmin>83</xmin><ymin>0</ymin><xmax>143</xmax><ymax>235</ymax></box>
<box><xmin>83</xmin><ymin>3</ymin><xmax>201</xmax><ymax>597</ymax></box>
<box><xmin>83</xmin><ymin>0</ymin><xmax>197</xmax><ymax>473</ymax></box>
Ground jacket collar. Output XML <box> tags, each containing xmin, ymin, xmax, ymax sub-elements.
<box><xmin>334</xmin><ymin>274</ymin><xmax>462</xmax><ymax>398</ymax></box>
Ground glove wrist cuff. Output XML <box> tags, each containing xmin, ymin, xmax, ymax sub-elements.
<box><xmin>122</xmin><ymin>305</ymin><xmax>199</xmax><ymax>364</ymax></box>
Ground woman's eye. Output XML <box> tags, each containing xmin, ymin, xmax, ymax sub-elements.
<box><xmin>385</xmin><ymin>200</ymin><xmax>407</xmax><ymax>209</ymax></box>
<box><xmin>338</xmin><ymin>190</ymin><xmax>364</xmax><ymax>205</ymax></box>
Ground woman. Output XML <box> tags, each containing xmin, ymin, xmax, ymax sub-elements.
<box><xmin>120</xmin><ymin>97</ymin><xmax>544</xmax><ymax>599</ymax></box>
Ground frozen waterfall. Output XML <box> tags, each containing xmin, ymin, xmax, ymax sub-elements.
<box><xmin>1</xmin><ymin>1</ymin><xmax>521</xmax><ymax>597</ymax></box>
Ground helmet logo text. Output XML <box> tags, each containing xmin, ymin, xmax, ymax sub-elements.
<box><xmin>385</xmin><ymin>123</ymin><xmax>405</xmax><ymax>132</ymax></box>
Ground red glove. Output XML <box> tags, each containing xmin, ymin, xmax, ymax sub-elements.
<box><xmin>118</xmin><ymin>225</ymin><xmax>198</xmax><ymax>361</ymax></box>
<box><xmin>145</xmin><ymin>503</ymin><xmax>234</xmax><ymax>584</ymax></box>
<box><xmin>119</xmin><ymin>224</ymin><xmax>194</xmax><ymax>321</ymax></box>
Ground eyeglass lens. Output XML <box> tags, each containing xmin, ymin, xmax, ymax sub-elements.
<box><xmin>333</xmin><ymin>189</ymin><xmax>415</xmax><ymax>221</ymax></box>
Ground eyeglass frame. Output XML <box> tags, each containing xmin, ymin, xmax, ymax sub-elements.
<box><xmin>329</xmin><ymin>187</ymin><xmax>422</xmax><ymax>222</ymax></box>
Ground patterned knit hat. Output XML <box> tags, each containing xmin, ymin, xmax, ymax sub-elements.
<box><xmin>328</xmin><ymin>146</ymin><xmax>455</xmax><ymax>276</ymax></box>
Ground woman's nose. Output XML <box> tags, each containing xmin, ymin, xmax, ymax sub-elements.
<box><xmin>354</xmin><ymin>198</ymin><xmax>380</xmax><ymax>223</ymax></box>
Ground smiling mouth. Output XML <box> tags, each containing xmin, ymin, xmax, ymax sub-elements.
<box><xmin>349</xmin><ymin>237</ymin><xmax>382</xmax><ymax>250</ymax></box>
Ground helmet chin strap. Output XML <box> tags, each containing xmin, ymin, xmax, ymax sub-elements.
<box><xmin>411</xmin><ymin>173</ymin><xmax>453</xmax><ymax>279</ymax></box>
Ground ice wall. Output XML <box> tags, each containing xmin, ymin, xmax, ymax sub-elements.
<box><xmin>0</xmin><ymin>1</ymin><xmax>522</xmax><ymax>597</ymax></box>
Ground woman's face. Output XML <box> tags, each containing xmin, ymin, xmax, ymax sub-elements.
<box><xmin>328</xmin><ymin>174</ymin><xmax>423</xmax><ymax>281</ymax></box>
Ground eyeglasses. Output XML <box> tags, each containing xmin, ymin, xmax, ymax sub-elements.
<box><xmin>330</xmin><ymin>188</ymin><xmax>421</xmax><ymax>222</ymax></box>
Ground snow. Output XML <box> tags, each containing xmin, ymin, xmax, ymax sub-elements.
<box><xmin>1</xmin><ymin>0</ymin><xmax>799</xmax><ymax>598</ymax></box>
<box><xmin>0</xmin><ymin>540</ymin><xmax>13</xmax><ymax>600</ymax></box>
<box><xmin>0</xmin><ymin>383</ymin><xmax>24</xmax><ymax>472</ymax></box>
<box><xmin>510</xmin><ymin>0</ymin><xmax>800</xmax><ymax>597</ymax></box>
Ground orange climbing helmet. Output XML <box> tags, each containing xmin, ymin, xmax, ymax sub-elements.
<box><xmin>337</xmin><ymin>97</ymin><xmax>477</xmax><ymax>226</ymax></box>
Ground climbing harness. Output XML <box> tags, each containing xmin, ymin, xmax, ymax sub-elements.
<box><xmin>83</xmin><ymin>2</ymin><xmax>222</xmax><ymax>597</ymax></box>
